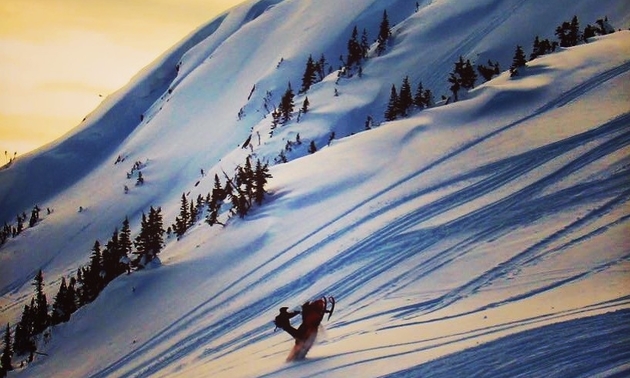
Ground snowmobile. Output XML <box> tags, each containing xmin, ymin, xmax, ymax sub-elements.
<box><xmin>274</xmin><ymin>296</ymin><xmax>335</xmax><ymax>361</ymax></box>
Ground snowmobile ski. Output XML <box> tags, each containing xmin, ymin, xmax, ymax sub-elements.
<box><xmin>327</xmin><ymin>296</ymin><xmax>335</xmax><ymax>321</ymax></box>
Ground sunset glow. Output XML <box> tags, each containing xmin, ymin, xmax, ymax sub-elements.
<box><xmin>0</xmin><ymin>0</ymin><xmax>243</xmax><ymax>157</ymax></box>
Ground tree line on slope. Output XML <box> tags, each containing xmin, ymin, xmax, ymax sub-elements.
<box><xmin>0</xmin><ymin>206</ymin><xmax>50</xmax><ymax>247</ymax></box>
<box><xmin>1</xmin><ymin>213</ymin><xmax>156</xmax><ymax>370</ymax></box>
<box><xmin>264</xmin><ymin>10</ymin><xmax>393</xmax><ymax>164</ymax></box>
<box><xmin>233</xmin><ymin>9</ymin><xmax>618</xmax><ymax>187</ymax></box>
<box><xmin>382</xmin><ymin>15</ymin><xmax>616</xmax><ymax>122</ymax></box>
<box><xmin>0</xmin><ymin>155</ymin><xmax>272</xmax><ymax>373</ymax></box>
<box><xmin>173</xmin><ymin>155</ymin><xmax>272</xmax><ymax>235</ymax></box>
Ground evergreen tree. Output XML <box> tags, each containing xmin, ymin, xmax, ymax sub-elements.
<box><xmin>206</xmin><ymin>179</ymin><xmax>223</xmax><ymax>225</ymax></box>
<box><xmin>414</xmin><ymin>82</ymin><xmax>434</xmax><ymax>109</ymax></box>
<box><xmin>189</xmin><ymin>200</ymin><xmax>197</xmax><ymax>226</ymax></box>
<box><xmin>133</xmin><ymin>207</ymin><xmax>165</xmax><ymax>267</ymax></box>
<box><xmin>365</xmin><ymin>115</ymin><xmax>373</xmax><ymax>130</ymax></box>
<box><xmin>461</xmin><ymin>58</ymin><xmax>477</xmax><ymax>90</ymax></box>
<box><xmin>136</xmin><ymin>171</ymin><xmax>144</xmax><ymax>186</ymax></box>
<box><xmin>195</xmin><ymin>194</ymin><xmax>205</xmax><ymax>221</ymax></box>
<box><xmin>530</xmin><ymin>36</ymin><xmax>555</xmax><ymax>60</ymax></box>
<box><xmin>239</xmin><ymin>156</ymin><xmax>255</xmax><ymax>202</ymax></box>
<box><xmin>423</xmin><ymin>88</ymin><xmax>434</xmax><ymax>107</ymax></box>
<box><xmin>102</xmin><ymin>229</ymin><xmax>118</xmax><ymax>281</ymax></box>
<box><xmin>308</xmin><ymin>141</ymin><xmax>318</xmax><ymax>154</ymax></box>
<box><xmin>75</xmin><ymin>268</ymin><xmax>86</xmax><ymax>306</ymax></box>
<box><xmin>174</xmin><ymin>193</ymin><xmax>190</xmax><ymax>237</ymax></box>
<box><xmin>28</xmin><ymin>206</ymin><xmax>40</xmax><ymax>227</ymax></box>
<box><xmin>300</xmin><ymin>55</ymin><xmax>318</xmax><ymax>93</ymax></box>
<box><xmin>583</xmin><ymin>23</ymin><xmax>597</xmax><ymax>41</ymax></box>
<box><xmin>225</xmin><ymin>167</ymin><xmax>250</xmax><ymax>219</ymax></box>
<box><xmin>277</xmin><ymin>150</ymin><xmax>289</xmax><ymax>164</ymax></box>
<box><xmin>83</xmin><ymin>241</ymin><xmax>103</xmax><ymax>302</ymax></box>
<box><xmin>213</xmin><ymin>174</ymin><xmax>226</xmax><ymax>203</ymax></box>
<box><xmin>51</xmin><ymin>276</ymin><xmax>78</xmax><ymax>325</ymax></box>
<box><xmin>50</xmin><ymin>277</ymin><xmax>69</xmax><ymax>325</ymax></box>
<box><xmin>530</xmin><ymin>35</ymin><xmax>542</xmax><ymax>60</ymax></box>
<box><xmin>509</xmin><ymin>45</ymin><xmax>527</xmax><ymax>77</ymax></box>
<box><xmin>347</xmin><ymin>25</ymin><xmax>363</xmax><ymax>67</ymax></box>
<box><xmin>448</xmin><ymin>56</ymin><xmax>476</xmax><ymax>102</ymax></box>
<box><xmin>398</xmin><ymin>76</ymin><xmax>413</xmax><ymax>116</ymax></box>
<box><xmin>1</xmin><ymin>323</ymin><xmax>12</xmax><ymax>373</ymax></box>
<box><xmin>477</xmin><ymin>59</ymin><xmax>500</xmax><ymax>81</ymax></box>
<box><xmin>32</xmin><ymin>270</ymin><xmax>48</xmax><ymax>335</ymax></box>
<box><xmin>301</xmin><ymin>96</ymin><xmax>310</xmax><ymax>114</ymax></box>
<box><xmin>555</xmin><ymin>16</ymin><xmax>580</xmax><ymax>47</ymax></box>
<box><xmin>279</xmin><ymin>83</ymin><xmax>295</xmax><ymax>124</ymax></box>
<box><xmin>448</xmin><ymin>71</ymin><xmax>461</xmax><ymax>102</ymax></box>
<box><xmin>13</xmin><ymin>304</ymin><xmax>34</xmax><ymax>356</ymax></box>
<box><xmin>595</xmin><ymin>16</ymin><xmax>612</xmax><ymax>35</ymax></box>
<box><xmin>327</xmin><ymin>131</ymin><xmax>336</xmax><ymax>146</ymax></box>
<box><xmin>65</xmin><ymin>277</ymin><xmax>77</xmax><ymax>317</ymax></box>
<box><xmin>133</xmin><ymin>213</ymin><xmax>148</xmax><ymax>267</ymax></box>
<box><xmin>147</xmin><ymin>207</ymin><xmax>165</xmax><ymax>256</ymax></box>
<box><xmin>206</xmin><ymin>203</ymin><xmax>219</xmax><ymax>226</ymax></box>
<box><xmin>414</xmin><ymin>81</ymin><xmax>425</xmax><ymax>109</ymax></box>
<box><xmin>231</xmin><ymin>192</ymin><xmax>249</xmax><ymax>219</ymax></box>
<box><xmin>16</xmin><ymin>214</ymin><xmax>24</xmax><ymax>235</ymax></box>
<box><xmin>360</xmin><ymin>28</ymin><xmax>370</xmax><ymax>59</ymax></box>
<box><xmin>376</xmin><ymin>10</ymin><xmax>391</xmax><ymax>56</ymax></box>
<box><xmin>384</xmin><ymin>84</ymin><xmax>399</xmax><ymax>121</ymax></box>
<box><xmin>205</xmin><ymin>178</ymin><xmax>220</xmax><ymax>226</ymax></box>
<box><xmin>569</xmin><ymin>15</ymin><xmax>581</xmax><ymax>45</ymax></box>
<box><xmin>316</xmin><ymin>54</ymin><xmax>327</xmax><ymax>80</ymax></box>
<box><xmin>119</xmin><ymin>217</ymin><xmax>132</xmax><ymax>271</ymax></box>
<box><xmin>253</xmin><ymin>159</ymin><xmax>272</xmax><ymax>206</ymax></box>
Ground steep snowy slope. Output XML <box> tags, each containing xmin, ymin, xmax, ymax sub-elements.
<box><xmin>1</xmin><ymin>0</ymin><xmax>629</xmax><ymax>377</ymax></box>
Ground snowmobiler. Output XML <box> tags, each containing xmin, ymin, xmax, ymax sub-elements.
<box><xmin>274</xmin><ymin>296</ymin><xmax>335</xmax><ymax>361</ymax></box>
<box><xmin>274</xmin><ymin>307</ymin><xmax>301</xmax><ymax>339</ymax></box>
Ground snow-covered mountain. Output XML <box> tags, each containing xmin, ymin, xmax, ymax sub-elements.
<box><xmin>1</xmin><ymin>0</ymin><xmax>629</xmax><ymax>377</ymax></box>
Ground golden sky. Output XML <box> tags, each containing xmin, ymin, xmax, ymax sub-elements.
<box><xmin>0</xmin><ymin>0</ymin><xmax>243</xmax><ymax>158</ymax></box>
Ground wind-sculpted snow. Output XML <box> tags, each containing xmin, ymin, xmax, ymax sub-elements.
<box><xmin>2</xmin><ymin>1</ymin><xmax>630</xmax><ymax>377</ymax></box>
<box><xmin>384</xmin><ymin>309</ymin><xmax>630</xmax><ymax>378</ymax></box>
